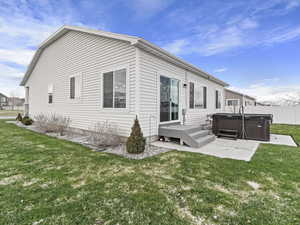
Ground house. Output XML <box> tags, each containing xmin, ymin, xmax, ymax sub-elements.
<box><xmin>8</xmin><ymin>97</ymin><xmax>25</xmax><ymax>110</ymax></box>
<box><xmin>20</xmin><ymin>25</ymin><xmax>228</xmax><ymax>146</ymax></box>
<box><xmin>0</xmin><ymin>93</ymin><xmax>8</xmax><ymax>109</ymax></box>
<box><xmin>225</xmin><ymin>89</ymin><xmax>256</xmax><ymax>109</ymax></box>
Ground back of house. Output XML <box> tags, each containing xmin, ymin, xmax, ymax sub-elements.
<box><xmin>21</xmin><ymin>26</ymin><xmax>228</xmax><ymax>140</ymax></box>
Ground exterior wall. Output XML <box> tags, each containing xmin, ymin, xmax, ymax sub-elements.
<box><xmin>225</xmin><ymin>90</ymin><xmax>243</xmax><ymax>105</ymax></box>
<box><xmin>138</xmin><ymin>49</ymin><xmax>225</xmax><ymax>137</ymax></box>
<box><xmin>244</xmin><ymin>97</ymin><xmax>256</xmax><ymax>106</ymax></box>
<box><xmin>25</xmin><ymin>31</ymin><xmax>137</xmax><ymax>137</ymax></box>
<box><xmin>185</xmin><ymin>72</ymin><xmax>224</xmax><ymax>126</ymax></box>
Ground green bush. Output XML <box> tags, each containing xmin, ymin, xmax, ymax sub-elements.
<box><xmin>22</xmin><ymin>116</ymin><xmax>33</xmax><ymax>126</ymax></box>
<box><xmin>126</xmin><ymin>116</ymin><xmax>145</xmax><ymax>154</ymax></box>
<box><xmin>16</xmin><ymin>113</ymin><xmax>23</xmax><ymax>122</ymax></box>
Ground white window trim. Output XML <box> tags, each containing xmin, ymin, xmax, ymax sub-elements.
<box><xmin>226</xmin><ymin>99</ymin><xmax>240</xmax><ymax>106</ymax></box>
<box><xmin>157</xmin><ymin>72</ymin><xmax>182</xmax><ymax>125</ymax></box>
<box><xmin>69</xmin><ymin>73</ymin><xmax>82</xmax><ymax>102</ymax></box>
<box><xmin>189</xmin><ymin>82</ymin><xmax>207</xmax><ymax>110</ymax></box>
<box><xmin>215</xmin><ymin>89</ymin><xmax>222</xmax><ymax>110</ymax></box>
<box><xmin>100</xmin><ymin>64</ymin><xmax>129</xmax><ymax>112</ymax></box>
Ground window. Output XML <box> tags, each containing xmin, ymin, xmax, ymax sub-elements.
<box><xmin>103</xmin><ymin>68</ymin><xmax>126</xmax><ymax>108</ymax></box>
<box><xmin>216</xmin><ymin>90</ymin><xmax>221</xmax><ymax>109</ymax></box>
<box><xmin>48</xmin><ymin>94</ymin><xmax>53</xmax><ymax>104</ymax></box>
<box><xmin>189</xmin><ymin>82</ymin><xmax>194</xmax><ymax>109</ymax></box>
<box><xmin>189</xmin><ymin>82</ymin><xmax>207</xmax><ymax>109</ymax></box>
<box><xmin>69</xmin><ymin>74</ymin><xmax>82</xmax><ymax>100</ymax></box>
<box><xmin>226</xmin><ymin>99</ymin><xmax>239</xmax><ymax>106</ymax></box>
<box><xmin>48</xmin><ymin>84</ymin><xmax>53</xmax><ymax>104</ymax></box>
<box><xmin>70</xmin><ymin>77</ymin><xmax>75</xmax><ymax>99</ymax></box>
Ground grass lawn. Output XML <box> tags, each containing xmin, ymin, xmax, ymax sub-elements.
<box><xmin>0</xmin><ymin>110</ymin><xmax>23</xmax><ymax>117</ymax></box>
<box><xmin>0</xmin><ymin>121</ymin><xmax>299</xmax><ymax>225</ymax></box>
<box><xmin>271</xmin><ymin>124</ymin><xmax>300</xmax><ymax>145</ymax></box>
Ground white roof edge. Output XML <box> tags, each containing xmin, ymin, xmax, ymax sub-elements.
<box><xmin>20</xmin><ymin>25</ymin><xmax>229</xmax><ymax>87</ymax></box>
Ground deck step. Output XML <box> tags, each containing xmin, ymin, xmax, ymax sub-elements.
<box><xmin>190</xmin><ymin>130</ymin><xmax>210</xmax><ymax>139</ymax></box>
<box><xmin>196</xmin><ymin>135</ymin><xmax>216</xmax><ymax>148</ymax></box>
<box><xmin>159</xmin><ymin>124</ymin><xmax>215</xmax><ymax>148</ymax></box>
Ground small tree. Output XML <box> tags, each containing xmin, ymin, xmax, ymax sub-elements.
<box><xmin>16</xmin><ymin>113</ymin><xmax>23</xmax><ymax>122</ymax></box>
<box><xmin>126</xmin><ymin>116</ymin><xmax>145</xmax><ymax>154</ymax></box>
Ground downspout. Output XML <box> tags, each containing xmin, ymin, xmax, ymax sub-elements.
<box><xmin>183</xmin><ymin>70</ymin><xmax>188</xmax><ymax>125</ymax></box>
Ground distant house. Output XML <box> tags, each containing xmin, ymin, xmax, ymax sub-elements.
<box><xmin>225</xmin><ymin>89</ymin><xmax>256</xmax><ymax>109</ymax></box>
<box><xmin>8</xmin><ymin>97</ymin><xmax>25</xmax><ymax>107</ymax></box>
<box><xmin>0</xmin><ymin>93</ymin><xmax>8</xmax><ymax>109</ymax></box>
<box><xmin>20</xmin><ymin>25</ymin><xmax>229</xmax><ymax>146</ymax></box>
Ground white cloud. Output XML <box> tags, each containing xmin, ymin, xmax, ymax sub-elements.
<box><xmin>264</xmin><ymin>26</ymin><xmax>300</xmax><ymax>45</ymax></box>
<box><xmin>285</xmin><ymin>0</ymin><xmax>300</xmax><ymax>9</ymax></box>
<box><xmin>231</xmin><ymin>83</ymin><xmax>300</xmax><ymax>105</ymax></box>
<box><xmin>239</xmin><ymin>18</ymin><xmax>259</xmax><ymax>29</ymax></box>
<box><xmin>214</xmin><ymin>68</ymin><xmax>228</xmax><ymax>73</ymax></box>
<box><xmin>0</xmin><ymin>49</ymin><xmax>34</xmax><ymax>66</ymax></box>
<box><xmin>0</xmin><ymin>63</ymin><xmax>24</xmax><ymax>79</ymax></box>
<box><xmin>0</xmin><ymin>0</ymin><xmax>105</xmax><ymax>96</ymax></box>
<box><xmin>163</xmin><ymin>39</ymin><xmax>188</xmax><ymax>54</ymax></box>
<box><xmin>131</xmin><ymin>0</ymin><xmax>174</xmax><ymax>18</ymax></box>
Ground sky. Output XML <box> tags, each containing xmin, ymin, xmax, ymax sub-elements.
<box><xmin>0</xmin><ymin>0</ymin><xmax>300</xmax><ymax>103</ymax></box>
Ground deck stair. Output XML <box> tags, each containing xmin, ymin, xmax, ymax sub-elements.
<box><xmin>159</xmin><ymin>124</ymin><xmax>215</xmax><ymax>148</ymax></box>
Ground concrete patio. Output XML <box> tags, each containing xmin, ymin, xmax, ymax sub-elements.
<box><xmin>152</xmin><ymin>134</ymin><xmax>297</xmax><ymax>161</ymax></box>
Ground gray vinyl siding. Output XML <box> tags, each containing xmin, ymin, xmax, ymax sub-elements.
<box><xmin>138</xmin><ymin>49</ymin><xmax>224</xmax><ymax>137</ymax></box>
<box><xmin>225</xmin><ymin>90</ymin><xmax>243</xmax><ymax>105</ymax></box>
<box><xmin>25</xmin><ymin>31</ymin><xmax>137</xmax><ymax>136</ymax></box>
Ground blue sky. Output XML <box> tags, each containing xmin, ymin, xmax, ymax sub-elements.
<box><xmin>0</xmin><ymin>0</ymin><xmax>300</xmax><ymax>102</ymax></box>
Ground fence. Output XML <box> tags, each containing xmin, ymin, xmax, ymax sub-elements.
<box><xmin>224</xmin><ymin>106</ymin><xmax>300</xmax><ymax>125</ymax></box>
<box><xmin>1</xmin><ymin>105</ymin><xmax>24</xmax><ymax>111</ymax></box>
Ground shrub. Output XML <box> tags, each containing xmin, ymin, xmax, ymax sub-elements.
<box><xmin>16</xmin><ymin>113</ymin><xmax>23</xmax><ymax>122</ymax></box>
<box><xmin>34</xmin><ymin>113</ymin><xmax>71</xmax><ymax>135</ymax></box>
<box><xmin>22</xmin><ymin>116</ymin><xmax>33</xmax><ymax>126</ymax></box>
<box><xmin>88</xmin><ymin>121</ymin><xmax>121</xmax><ymax>147</ymax></box>
<box><xmin>34</xmin><ymin>114</ymin><xmax>49</xmax><ymax>132</ymax></box>
<box><xmin>126</xmin><ymin>116</ymin><xmax>145</xmax><ymax>154</ymax></box>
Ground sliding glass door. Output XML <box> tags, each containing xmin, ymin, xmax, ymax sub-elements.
<box><xmin>160</xmin><ymin>76</ymin><xmax>179</xmax><ymax>122</ymax></box>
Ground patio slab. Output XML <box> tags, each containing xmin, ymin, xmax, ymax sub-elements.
<box><xmin>152</xmin><ymin>134</ymin><xmax>297</xmax><ymax>161</ymax></box>
<box><xmin>260</xmin><ymin>134</ymin><xmax>297</xmax><ymax>147</ymax></box>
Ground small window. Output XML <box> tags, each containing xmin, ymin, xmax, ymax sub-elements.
<box><xmin>216</xmin><ymin>90</ymin><xmax>221</xmax><ymax>109</ymax></box>
<box><xmin>226</xmin><ymin>99</ymin><xmax>239</xmax><ymax>106</ymax></box>
<box><xmin>70</xmin><ymin>77</ymin><xmax>75</xmax><ymax>99</ymax></box>
<box><xmin>103</xmin><ymin>68</ymin><xmax>126</xmax><ymax>108</ymax></box>
<box><xmin>48</xmin><ymin>84</ymin><xmax>53</xmax><ymax>104</ymax></box>
<box><xmin>48</xmin><ymin>94</ymin><xmax>53</xmax><ymax>104</ymax></box>
<box><xmin>190</xmin><ymin>82</ymin><xmax>207</xmax><ymax>109</ymax></box>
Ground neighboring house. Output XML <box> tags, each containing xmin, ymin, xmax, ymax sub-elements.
<box><xmin>0</xmin><ymin>93</ymin><xmax>8</xmax><ymax>108</ymax></box>
<box><xmin>225</xmin><ymin>89</ymin><xmax>256</xmax><ymax>109</ymax></box>
<box><xmin>20</xmin><ymin>25</ymin><xmax>228</xmax><ymax>143</ymax></box>
<box><xmin>8</xmin><ymin>97</ymin><xmax>25</xmax><ymax>107</ymax></box>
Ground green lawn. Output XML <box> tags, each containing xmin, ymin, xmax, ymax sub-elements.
<box><xmin>0</xmin><ymin>121</ymin><xmax>299</xmax><ymax>225</ymax></box>
<box><xmin>271</xmin><ymin>124</ymin><xmax>300</xmax><ymax>145</ymax></box>
<box><xmin>0</xmin><ymin>110</ymin><xmax>23</xmax><ymax>117</ymax></box>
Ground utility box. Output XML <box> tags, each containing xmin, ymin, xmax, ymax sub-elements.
<box><xmin>212</xmin><ymin>113</ymin><xmax>273</xmax><ymax>141</ymax></box>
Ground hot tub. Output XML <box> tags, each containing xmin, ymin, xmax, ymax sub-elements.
<box><xmin>212</xmin><ymin>113</ymin><xmax>273</xmax><ymax>141</ymax></box>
